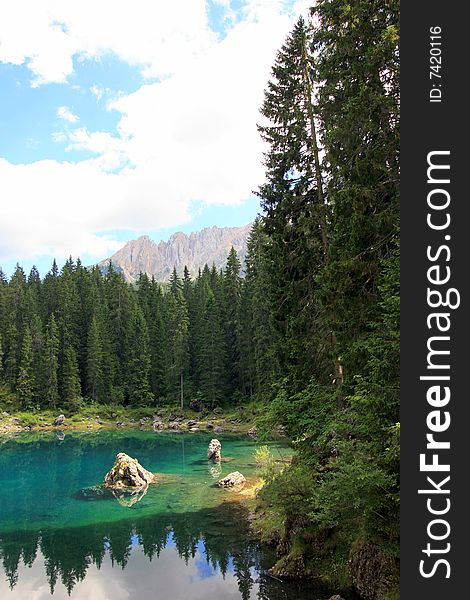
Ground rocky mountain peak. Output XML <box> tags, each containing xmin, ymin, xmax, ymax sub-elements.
<box><xmin>98</xmin><ymin>223</ymin><xmax>252</xmax><ymax>283</ymax></box>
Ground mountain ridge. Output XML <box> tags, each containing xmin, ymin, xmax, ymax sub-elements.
<box><xmin>98</xmin><ymin>223</ymin><xmax>253</xmax><ymax>283</ymax></box>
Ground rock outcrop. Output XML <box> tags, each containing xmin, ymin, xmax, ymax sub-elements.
<box><xmin>218</xmin><ymin>471</ymin><xmax>246</xmax><ymax>488</ymax></box>
<box><xmin>104</xmin><ymin>453</ymin><xmax>154</xmax><ymax>489</ymax></box>
<box><xmin>54</xmin><ymin>414</ymin><xmax>65</xmax><ymax>426</ymax></box>
<box><xmin>97</xmin><ymin>223</ymin><xmax>252</xmax><ymax>283</ymax></box>
<box><xmin>348</xmin><ymin>540</ymin><xmax>399</xmax><ymax>600</ymax></box>
<box><xmin>207</xmin><ymin>439</ymin><xmax>222</xmax><ymax>462</ymax></box>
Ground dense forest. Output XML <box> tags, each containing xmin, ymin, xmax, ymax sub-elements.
<box><xmin>0</xmin><ymin>248</ymin><xmax>265</xmax><ymax>410</ymax></box>
<box><xmin>0</xmin><ymin>1</ymin><xmax>399</xmax><ymax>598</ymax></box>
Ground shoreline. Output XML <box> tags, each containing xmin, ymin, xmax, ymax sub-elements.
<box><xmin>0</xmin><ymin>405</ymin><xmax>262</xmax><ymax>436</ymax></box>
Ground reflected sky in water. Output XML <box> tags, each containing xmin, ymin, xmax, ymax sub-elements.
<box><xmin>4</xmin><ymin>543</ymin><xmax>253</xmax><ymax>600</ymax></box>
<box><xmin>0</xmin><ymin>431</ymin><xmax>334</xmax><ymax>600</ymax></box>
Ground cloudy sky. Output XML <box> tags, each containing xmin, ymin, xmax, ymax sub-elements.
<box><xmin>0</xmin><ymin>0</ymin><xmax>310</xmax><ymax>277</ymax></box>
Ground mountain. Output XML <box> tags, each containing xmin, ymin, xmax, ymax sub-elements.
<box><xmin>98</xmin><ymin>223</ymin><xmax>253</xmax><ymax>283</ymax></box>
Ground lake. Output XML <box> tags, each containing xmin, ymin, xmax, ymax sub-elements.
<box><xmin>0</xmin><ymin>430</ymin><xmax>334</xmax><ymax>599</ymax></box>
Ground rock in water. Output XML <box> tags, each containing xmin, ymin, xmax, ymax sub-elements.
<box><xmin>207</xmin><ymin>439</ymin><xmax>222</xmax><ymax>462</ymax></box>
<box><xmin>104</xmin><ymin>453</ymin><xmax>154</xmax><ymax>489</ymax></box>
<box><xmin>217</xmin><ymin>471</ymin><xmax>246</xmax><ymax>488</ymax></box>
<box><xmin>54</xmin><ymin>414</ymin><xmax>65</xmax><ymax>426</ymax></box>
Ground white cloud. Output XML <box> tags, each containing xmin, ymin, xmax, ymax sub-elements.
<box><xmin>0</xmin><ymin>1</ymin><xmax>216</xmax><ymax>84</ymax></box>
<box><xmin>57</xmin><ymin>105</ymin><xmax>80</xmax><ymax>123</ymax></box>
<box><xmin>0</xmin><ymin>1</ymin><xmax>311</xmax><ymax>263</ymax></box>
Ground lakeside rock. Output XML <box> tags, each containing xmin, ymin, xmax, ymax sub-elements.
<box><xmin>168</xmin><ymin>421</ymin><xmax>179</xmax><ymax>430</ymax></box>
<box><xmin>218</xmin><ymin>471</ymin><xmax>246</xmax><ymax>489</ymax></box>
<box><xmin>104</xmin><ymin>453</ymin><xmax>154</xmax><ymax>489</ymax></box>
<box><xmin>54</xmin><ymin>414</ymin><xmax>65</xmax><ymax>426</ymax></box>
<box><xmin>348</xmin><ymin>540</ymin><xmax>398</xmax><ymax>600</ymax></box>
<box><xmin>248</xmin><ymin>426</ymin><xmax>257</xmax><ymax>437</ymax></box>
<box><xmin>207</xmin><ymin>439</ymin><xmax>222</xmax><ymax>462</ymax></box>
<box><xmin>189</xmin><ymin>399</ymin><xmax>202</xmax><ymax>412</ymax></box>
<box><xmin>214</xmin><ymin>426</ymin><xmax>224</xmax><ymax>433</ymax></box>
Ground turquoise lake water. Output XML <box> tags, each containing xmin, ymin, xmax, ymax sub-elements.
<box><xmin>0</xmin><ymin>430</ymin><xmax>337</xmax><ymax>599</ymax></box>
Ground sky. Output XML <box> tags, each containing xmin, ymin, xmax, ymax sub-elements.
<box><xmin>0</xmin><ymin>0</ymin><xmax>311</xmax><ymax>278</ymax></box>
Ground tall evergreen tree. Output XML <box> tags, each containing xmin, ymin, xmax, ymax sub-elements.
<box><xmin>126</xmin><ymin>305</ymin><xmax>153</xmax><ymax>405</ymax></box>
<box><xmin>61</xmin><ymin>343</ymin><xmax>81</xmax><ymax>405</ymax></box>
<box><xmin>200</xmin><ymin>292</ymin><xmax>227</xmax><ymax>408</ymax></box>
<box><xmin>167</xmin><ymin>286</ymin><xmax>189</xmax><ymax>408</ymax></box>
<box><xmin>43</xmin><ymin>314</ymin><xmax>59</xmax><ymax>408</ymax></box>
<box><xmin>86</xmin><ymin>315</ymin><xmax>104</xmax><ymax>402</ymax></box>
<box><xmin>223</xmin><ymin>248</ymin><xmax>243</xmax><ymax>397</ymax></box>
<box><xmin>16</xmin><ymin>326</ymin><xmax>34</xmax><ymax>407</ymax></box>
<box><xmin>257</xmin><ymin>16</ymin><xmax>332</xmax><ymax>385</ymax></box>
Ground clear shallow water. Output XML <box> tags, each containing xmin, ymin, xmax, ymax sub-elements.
<box><xmin>0</xmin><ymin>431</ymin><xmax>335</xmax><ymax>599</ymax></box>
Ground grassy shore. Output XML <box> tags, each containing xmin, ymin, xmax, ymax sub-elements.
<box><xmin>0</xmin><ymin>387</ymin><xmax>261</xmax><ymax>435</ymax></box>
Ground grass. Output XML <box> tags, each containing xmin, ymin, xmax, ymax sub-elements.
<box><xmin>0</xmin><ymin>390</ymin><xmax>265</xmax><ymax>434</ymax></box>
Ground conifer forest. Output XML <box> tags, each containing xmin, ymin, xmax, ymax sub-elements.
<box><xmin>0</xmin><ymin>2</ymin><xmax>400</xmax><ymax>598</ymax></box>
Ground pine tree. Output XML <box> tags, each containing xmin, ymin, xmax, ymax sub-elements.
<box><xmin>223</xmin><ymin>247</ymin><xmax>243</xmax><ymax>397</ymax></box>
<box><xmin>4</xmin><ymin>322</ymin><xmax>19</xmax><ymax>390</ymax></box>
<box><xmin>43</xmin><ymin>314</ymin><xmax>59</xmax><ymax>408</ymax></box>
<box><xmin>30</xmin><ymin>313</ymin><xmax>44</xmax><ymax>403</ymax></box>
<box><xmin>86</xmin><ymin>315</ymin><xmax>104</xmax><ymax>401</ymax></box>
<box><xmin>257</xmin><ymin>16</ymin><xmax>332</xmax><ymax>386</ymax></box>
<box><xmin>242</xmin><ymin>220</ymin><xmax>277</xmax><ymax>395</ymax></box>
<box><xmin>200</xmin><ymin>292</ymin><xmax>227</xmax><ymax>408</ymax></box>
<box><xmin>16</xmin><ymin>326</ymin><xmax>34</xmax><ymax>407</ymax></box>
<box><xmin>61</xmin><ymin>343</ymin><xmax>81</xmax><ymax>406</ymax></box>
<box><xmin>167</xmin><ymin>286</ymin><xmax>189</xmax><ymax>408</ymax></box>
<box><xmin>126</xmin><ymin>305</ymin><xmax>153</xmax><ymax>405</ymax></box>
<box><xmin>0</xmin><ymin>333</ymin><xmax>4</xmax><ymax>383</ymax></box>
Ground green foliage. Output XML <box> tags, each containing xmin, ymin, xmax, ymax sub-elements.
<box><xmin>253</xmin><ymin>2</ymin><xmax>400</xmax><ymax>596</ymax></box>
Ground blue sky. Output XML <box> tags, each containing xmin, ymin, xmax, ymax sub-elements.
<box><xmin>0</xmin><ymin>0</ymin><xmax>309</xmax><ymax>278</ymax></box>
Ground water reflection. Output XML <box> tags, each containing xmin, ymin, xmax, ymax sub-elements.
<box><xmin>0</xmin><ymin>504</ymin><xmax>325</xmax><ymax>599</ymax></box>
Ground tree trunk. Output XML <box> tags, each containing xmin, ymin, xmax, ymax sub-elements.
<box><xmin>180</xmin><ymin>372</ymin><xmax>184</xmax><ymax>411</ymax></box>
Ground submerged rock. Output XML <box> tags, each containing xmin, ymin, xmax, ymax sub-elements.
<box><xmin>104</xmin><ymin>453</ymin><xmax>155</xmax><ymax>489</ymax></box>
<box><xmin>74</xmin><ymin>483</ymin><xmax>148</xmax><ymax>507</ymax></box>
<box><xmin>217</xmin><ymin>471</ymin><xmax>246</xmax><ymax>489</ymax></box>
<box><xmin>74</xmin><ymin>485</ymin><xmax>115</xmax><ymax>501</ymax></box>
<box><xmin>54</xmin><ymin>414</ymin><xmax>65</xmax><ymax>426</ymax></box>
<box><xmin>209</xmin><ymin>463</ymin><xmax>222</xmax><ymax>479</ymax></box>
<box><xmin>207</xmin><ymin>439</ymin><xmax>222</xmax><ymax>462</ymax></box>
<box><xmin>113</xmin><ymin>486</ymin><xmax>148</xmax><ymax>507</ymax></box>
